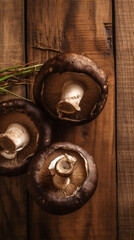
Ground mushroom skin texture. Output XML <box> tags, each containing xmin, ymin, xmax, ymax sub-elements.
<box><xmin>27</xmin><ymin>142</ymin><xmax>97</xmax><ymax>215</ymax></box>
<box><xmin>33</xmin><ymin>53</ymin><xmax>108</xmax><ymax>124</ymax></box>
<box><xmin>0</xmin><ymin>99</ymin><xmax>52</xmax><ymax>176</ymax></box>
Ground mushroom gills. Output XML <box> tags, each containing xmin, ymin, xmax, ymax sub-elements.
<box><xmin>39</xmin><ymin>148</ymin><xmax>88</xmax><ymax>198</ymax></box>
<box><xmin>0</xmin><ymin>123</ymin><xmax>30</xmax><ymax>159</ymax></box>
<box><xmin>42</xmin><ymin>72</ymin><xmax>101</xmax><ymax>121</ymax></box>
<box><xmin>0</xmin><ymin>99</ymin><xmax>52</xmax><ymax>176</ymax></box>
<box><xmin>28</xmin><ymin>142</ymin><xmax>98</xmax><ymax>214</ymax></box>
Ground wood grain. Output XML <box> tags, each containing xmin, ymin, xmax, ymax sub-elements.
<box><xmin>115</xmin><ymin>0</ymin><xmax>134</xmax><ymax>239</ymax></box>
<box><xmin>0</xmin><ymin>1</ymin><xmax>27</xmax><ymax>239</ymax></box>
<box><xmin>27</xmin><ymin>0</ymin><xmax>116</xmax><ymax>240</ymax></box>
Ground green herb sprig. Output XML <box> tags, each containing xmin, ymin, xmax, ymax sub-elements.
<box><xmin>0</xmin><ymin>63</ymin><xmax>43</xmax><ymax>100</ymax></box>
<box><xmin>0</xmin><ymin>44</ymin><xmax>62</xmax><ymax>100</ymax></box>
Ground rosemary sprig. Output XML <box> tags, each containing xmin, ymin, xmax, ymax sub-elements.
<box><xmin>0</xmin><ymin>87</ymin><xmax>32</xmax><ymax>101</ymax></box>
<box><xmin>0</xmin><ymin>63</ymin><xmax>43</xmax><ymax>98</ymax></box>
<box><xmin>0</xmin><ymin>65</ymin><xmax>22</xmax><ymax>74</ymax></box>
<box><xmin>0</xmin><ymin>64</ymin><xmax>43</xmax><ymax>82</ymax></box>
<box><xmin>0</xmin><ymin>44</ymin><xmax>62</xmax><ymax>98</ymax></box>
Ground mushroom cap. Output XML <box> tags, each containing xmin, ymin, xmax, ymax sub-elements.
<box><xmin>0</xmin><ymin>99</ymin><xmax>52</xmax><ymax>176</ymax></box>
<box><xmin>27</xmin><ymin>142</ymin><xmax>97</xmax><ymax>215</ymax></box>
<box><xmin>33</xmin><ymin>53</ymin><xmax>108</xmax><ymax>124</ymax></box>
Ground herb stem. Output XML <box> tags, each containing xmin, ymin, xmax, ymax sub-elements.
<box><xmin>0</xmin><ymin>87</ymin><xmax>32</xmax><ymax>101</ymax></box>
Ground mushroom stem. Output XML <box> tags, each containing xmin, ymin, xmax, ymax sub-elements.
<box><xmin>0</xmin><ymin>123</ymin><xmax>30</xmax><ymax>159</ymax></box>
<box><xmin>57</xmin><ymin>81</ymin><xmax>84</xmax><ymax>116</ymax></box>
<box><xmin>0</xmin><ymin>150</ymin><xmax>17</xmax><ymax>159</ymax></box>
<box><xmin>53</xmin><ymin>174</ymin><xmax>70</xmax><ymax>189</ymax></box>
<box><xmin>49</xmin><ymin>154</ymin><xmax>76</xmax><ymax>189</ymax></box>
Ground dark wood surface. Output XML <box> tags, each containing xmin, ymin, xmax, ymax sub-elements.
<box><xmin>27</xmin><ymin>0</ymin><xmax>115</xmax><ymax>240</ymax></box>
<box><xmin>3</xmin><ymin>0</ymin><xmax>134</xmax><ymax>239</ymax></box>
<box><xmin>115</xmin><ymin>0</ymin><xmax>134</xmax><ymax>239</ymax></box>
<box><xmin>0</xmin><ymin>1</ymin><xmax>28</xmax><ymax>240</ymax></box>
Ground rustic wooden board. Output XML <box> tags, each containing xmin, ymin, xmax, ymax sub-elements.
<box><xmin>0</xmin><ymin>1</ymin><xmax>27</xmax><ymax>239</ymax></box>
<box><xmin>115</xmin><ymin>1</ymin><xmax>134</xmax><ymax>239</ymax></box>
<box><xmin>27</xmin><ymin>1</ymin><xmax>116</xmax><ymax>240</ymax></box>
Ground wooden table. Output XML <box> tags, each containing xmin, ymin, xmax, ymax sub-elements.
<box><xmin>0</xmin><ymin>0</ymin><xmax>133</xmax><ymax>239</ymax></box>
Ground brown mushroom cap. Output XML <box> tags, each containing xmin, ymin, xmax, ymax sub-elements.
<box><xmin>27</xmin><ymin>142</ymin><xmax>97</xmax><ymax>215</ymax></box>
<box><xmin>0</xmin><ymin>99</ymin><xmax>52</xmax><ymax>176</ymax></box>
<box><xmin>33</xmin><ymin>53</ymin><xmax>108</xmax><ymax>124</ymax></box>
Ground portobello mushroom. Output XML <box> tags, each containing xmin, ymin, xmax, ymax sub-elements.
<box><xmin>33</xmin><ymin>53</ymin><xmax>108</xmax><ymax>124</ymax></box>
<box><xmin>27</xmin><ymin>142</ymin><xmax>97</xmax><ymax>215</ymax></box>
<box><xmin>0</xmin><ymin>99</ymin><xmax>51</xmax><ymax>176</ymax></box>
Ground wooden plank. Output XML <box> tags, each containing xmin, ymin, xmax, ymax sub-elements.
<box><xmin>0</xmin><ymin>1</ymin><xmax>28</xmax><ymax>239</ymax></box>
<box><xmin>27</xmin><ymin>0</ymin><xmax>116</xmax><ymax>239</ymax></box>
<box><xmin>115</xmin><ymin>1</ymin><xmax>134</xmax><ymax>239</ymax></box>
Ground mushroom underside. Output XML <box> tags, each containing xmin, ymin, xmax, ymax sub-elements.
<box><xmin>42</xmin><ymin>72</ymin><xmax>101</xmax><ymax>121</ymax></box>
<box><xmin>38</xmin><ymin>148</ymin><xmax>87</xmax><ymax>198</ymax></box>
<box><xmin>0</xmin><ymin>110</ymin><xmax>39</xmax><ymax>169</ymax></box>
